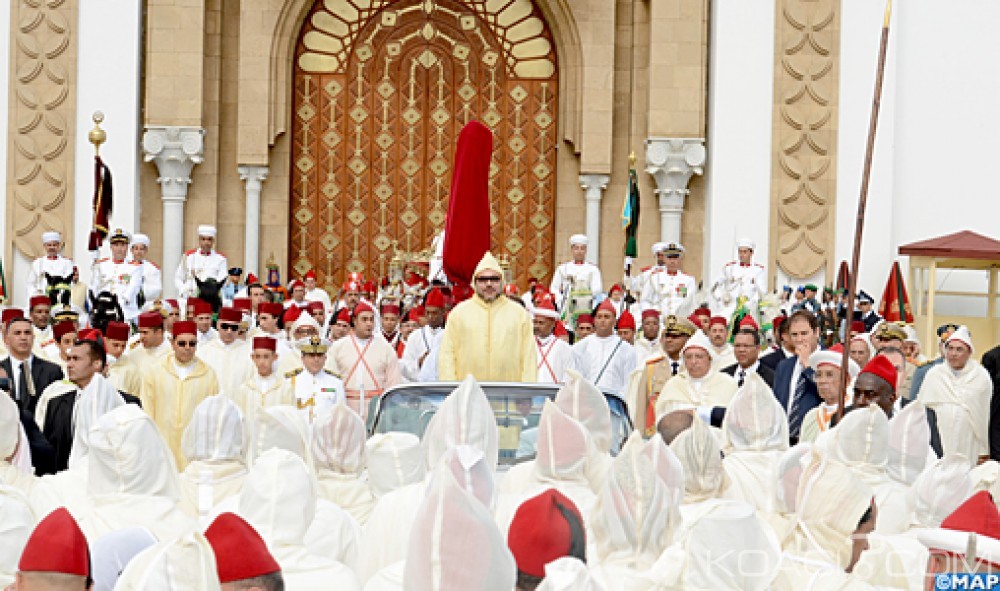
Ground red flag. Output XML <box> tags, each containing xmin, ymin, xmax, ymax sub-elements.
<box><xmin>878</xmin><ymin>261</ymin><xmax>913</xmax><ymax>323</ymax></box>
<box><xmin>443</xmin><ymin>121</ymin><xmax>493</xmax><ymax>288</ymax></box>
<box><xmin>88</xmin><ymin>155</ymin><xmax>113</xmax><ymax>250</ymax></box>
<box><xmin>835</xmin><ymin>260</ymin><xmax>851</xmax><ymax>293</ymax></box>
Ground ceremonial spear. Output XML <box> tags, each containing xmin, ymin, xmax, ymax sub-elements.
<box><xmin>836</xmin><ymin>0</ymin><xmax>894</xmax><ymax>424</ymax></box>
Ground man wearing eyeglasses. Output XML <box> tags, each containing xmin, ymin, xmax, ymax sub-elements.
<box><xmin>438</xmin><ymin>252</ymin><xmax>536</xmax><ymax>382</ymax></box>
<box><xmin>200</xmin><ymin>307</ymin><xmax>253</xmax><ymax>400</ymax></box>
<box><xmin>141</xmin><ymin>320</ymin><xmax>220</xmax><ymax>468</ymax></box>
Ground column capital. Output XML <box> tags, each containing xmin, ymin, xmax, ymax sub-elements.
<box><xmin>645</xmin><ymin>138</ymin><xmax>706</xmax><ymax>243</ymax></box>
<box><xmin>238</xmin><ymin>164</ymin><xmax>270</xmax><ymax>184</ymax></box>
<box><xmin>579</xmin><ymin>173</ymin><xmax>611</xmax><ymax>198</ymax></box>
<box><xmin>142</xmin><ymin>126</ymin><xmax>206</xmax><ymax>201</ymax></box>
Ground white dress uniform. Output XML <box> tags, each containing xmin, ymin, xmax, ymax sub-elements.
<box><xmin>26</xmin><ymin>255</ymin><xmax>76</xmax><ymax>300</ymax></box>
<box><xmin>549</xmin><ymin>261</ymin><xmax>603</xmax><ymax>309</ymax></box>
<box><xmin>89</xmin><ymin>258</ymin><xmax>144</xmax><ymax>320</ymax></box>
<box><xmin>399</xmin><ymin>325</ymin><xmax>444</xmax><ymax>382</ymax></box>
<box><xmin>174</xmin><ymin>249</ymin><xmax>228</xmax><ymax>298</ymax></box>
<box><xmin>535</xmin><ymin>334</ymin><xmax>577</xmax><ymax>384</ymax></box>
<box><xmin>712</xmin><ymin>261</ymin><xmax>766</xmax><ymax>317</ymax></box>
<box><xmin>640</xmin><ymin>270</ymin><xmax>697</xmax><ymax>317</ymax></box>
<box><xmin>135</xmin><ymin>260</ymin><xmax>163</xmax><ymax>302</ymax></box>
<box><xmin>286</xmin><ymin>366</ymin><xmax>345</xmax><ymax>422</ymax></box>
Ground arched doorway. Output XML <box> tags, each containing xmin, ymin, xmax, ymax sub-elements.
<box><xmin>290</xmin><ymin>0</ymin><xmax>559</xmax><ymax>291</ymax></box>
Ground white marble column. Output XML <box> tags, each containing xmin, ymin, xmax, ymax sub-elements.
<box><xmin>579</xmin><ymin>174</ymin><xmax>611</xmax><ymax>264</ymax></box>
<box><xmin>238</xmin><ymin>165</ymin><xmax>269</xmax><ymax>276</ymax></box>
<box><xmin>645</xmin><ymin>138</ymin><xmax>706</xmax><ymax>243</ymax></box>
<box><xmin>142</xmin><ymin>127</ymin><xmax>205</xmax><ymax>297</ymax></box>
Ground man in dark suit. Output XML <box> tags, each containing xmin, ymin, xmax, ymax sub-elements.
<box><xmin>759</xmin><ymin>315</ymin><xmax>791</xmax><ymax>372</ymax></box>
<box><xmin>43</xmin><ymin>332</ymin><xmax>141</xmax><ymax>472</ymax></box>
<box><xmin>982</xmin><ymin>342</ymin><xmax>1000</xmax><ymax>461</ymax></box>
<box><xmin>772</xmin><ymin>310</ymin><xmax>822</xmax><ymax>444</ymax></box>
<box><xmin>2</xmin><ymin>316</ymin><xmax>64</xmax><ymax>417</ymax></box>
<box><xmin>721</xmin><ymin>323</ymin><xmax>775</xmax><ymax>389</ymax></box>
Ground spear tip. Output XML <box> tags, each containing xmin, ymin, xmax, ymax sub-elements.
<box><xmin>884</xmin><ymin>0</ymin><xmax>893</xmax><ymax>27</ymax></box>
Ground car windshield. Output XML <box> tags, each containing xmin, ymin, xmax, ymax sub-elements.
<box><xmin>370</xmin><ymin>383</ymin><xmax>631</xmax><ymax>466</ymax></box>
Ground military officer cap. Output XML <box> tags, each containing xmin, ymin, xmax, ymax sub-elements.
<box><xmin>857</xmin><ymin>290</ymin><xmax>875</xmax><ymax>304</ymax></box>
<box><xmin>109</xmin><ymin>228</ymin><xmax>131</xmax><ymax>244</ymax></box>
<box><xmin>651</xmin><ymin>242</ymin><xmax>668</xmax><ymax>255</ymax></box>
<box><xmin>297</xmin><ymin>334</ymin><xmax>331</xmax><ymax>355</ymax></box>
<box><xmin>663</xmin><ymin>242</ymin><xmax>684</xmax><ymax>256</ymax></box>
<box><xmin>662</xmin><ymin>315</ymin><xmax>697</xmax><ymax>337</ymax></box>
<box><xmin>874</xmin><ymin>321</ymin><xmax>907</xmax><ymax>342</ymax></box>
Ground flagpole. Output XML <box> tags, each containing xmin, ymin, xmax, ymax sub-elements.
<box><xmin>837</xmin><ymin>0</ymin><xmax>893</xmax><ymax>424</ymax></box>
<box><xmin>623</xmin><ymin>151</ymin><xmax>637</xmax><ymax>300</ymax></box>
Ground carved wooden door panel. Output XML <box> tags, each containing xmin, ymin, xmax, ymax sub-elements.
<box><xmin>291</xmin><ymin>0</ymin><xmax>558</xmax><ymax>291</ymax></box>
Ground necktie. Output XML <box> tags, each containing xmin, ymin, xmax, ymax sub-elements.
<box><xmin>13</xmin><ymin>361</ymin><xmax>23</xmax><ymax>402</ymax></box>
<box><xmin>738</xmin><ymin>368</ymin><xmax>746</xmax><ymax>388</ymax></box>
<box><xmin>788</xmin><ymin>367</ymin><xmax>813</xmax><ymax>438</ymax></box>
<box><xmin>671</xmin><ymin>361</ymin><xmax>679</xmax><ymax>376</ymax></box>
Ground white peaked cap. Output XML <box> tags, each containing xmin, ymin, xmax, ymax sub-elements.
<box><xmin>556</xmin><ymin>369</ymin><xmax>612</xmax><ymax>452</ymax></box>
<box><xmin>113</xmin><ymin>532</ymin><xmax>221</xmax><ymax>591</ymax></box>
<box><xmin>422</xmin><ymin>374</ymin><xmax>499</xmax><ymax>471</ymax></box>
<box><xmin>722</xmin><ymin>372</ymin><xmax>789</xmax><ymax>453</ymax></box>
<box><xmin>736</xmin><ymin>238</ymin><xmax>755</xmax><ymax>249</ymax></box>
<box><xmin>182</xmin><ymin>395</ymin><xmax>245</xmax><ymax>463</ymax></box>
<box><xmin>569</xmin><ymin>234</ymin><xmax>589</xmax><ymax>246</ymax></box>
<box><xmin>910</xmin><ymin>454</ymin><xmax>974</xmax><ymax>528</ymax></box>
<box><xmin>946</xmin><ymin>325</ymin><xmax>974</xmax><ymax>354</ymax></box>
<box><xmin>887</xmin><ymin>399</ymin><xmax>931</xmax><ymax>486</ymax></box>
<box><xmin>403</xmin><ymin>461</ymin><xmax>516</xmax><ymax>591</ymax></box>
<box><xmin>536</xmin><ymin>557</ymin><xmax>605</xmax><ymax>591</ymax></box>
<box><xmin>312</xmin><ymin>400</ymin><xmax>366</xmax><ymax>475</ymax></box>
<box><xmin>132</xmin><ymin>233</ymin><xmax>150</xmax><ymax>247</ymax></box>
<box><xmin>87</xmin><ymin>404</ymin><xmax>180</xmax><ymax>500</ymax></box>
<box><xmin>366</xmin><ymin>432</ymin><xmax>425</xmax><ymax>497</ymax></box>
<box><xmin>196</xmin><ymin>224</ymin><xmax>217</xmax><ymax>238</ymax></box>
<box><xmin>651</xmin><ymin>242</ymin><xmax>667</xmax><ymax>255</ymax></box>
<box><xmin>41</xmin><ymin>231</ymin><xmax>62</xmax><ymax>243</ymax></box>
<box><xmin>684</xmin><ymin>501</ymin><xmax>782</xmax><ymax>590</ymax></box>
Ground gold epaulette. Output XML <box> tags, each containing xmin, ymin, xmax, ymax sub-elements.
<box><xmin>645</xmin><ymin>355</ymin><xmax>666</xmax><ymax>366</ymax></box>
<box><xmin>284</xmin><ymin>368</ymin><xmax>303</xmax><ymax>379</ymax></box>
<box><xmin>323</xmin><ymin>369</ymin><xmax>343</xmax><ymax>379</ymax></box>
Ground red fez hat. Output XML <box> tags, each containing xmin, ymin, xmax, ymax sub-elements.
<box><xmin>187</xmin><ymin>297</ymin><xmax>204</xmax><ymax>309</ymax></box>
<box><xmin>29</xmin><ymin>295</ymin><xmax>50</xmax><ymax>310</ymax></box>
<box><xmin>258</xmin><ymin>302</ymin><xmax>283</xmax><ymax>317</ymax></box>
<box><xmin>53</xmin><ymin>321</ymin><xmax>76</xmax><ymax>342</ymax></box>
<box><xmin>708</xmin><ymin>316</ymin><xmax>728</xmax><ymax>328</ymax></box>
<box><xmin>18</xmin><ymin>507</ymin><xmax>89</xmax><ymax>577</ymax></box>
<box><xmin>363</xmin><ymin>280</ymin><xmax>376</xmax><ymax>293</ymax></box>
<box><xmin>576</xmin><ymin>314</ymin><xmax>594</xmax><ymax>326</ymax></box>
<box><xmin>738</xmin><ymin>315</ymin><xmax>759</xmax><ymax>331</ymax></box>
<box><xmin>1</xmin><ymin>308</ymin><xmax>24</xmax><ymax>324</ymax></box>
<box><xmin>641</xmin><ymin>309</ymin><xmax>660</xmax><ymax>321</ymax></box>
<box><xmin>304</xmin><ymin>270</ymin><xmax>317</xmax><ymax>281</ymax></box>
<box><xmin>861</xmin><ymin>354</ymin><xmax>898</xmax><ymax>391</ymax></box>
<box><xmin>246</xmin><ymin>273</ymin><xmax>259</xmax><ymax>285</ymax></box>
<box><xmin>334</xmin><ymin>308</ymin><xmax>351</xmax><ymax>324</ymax></box>
<box><xmin>532</xmin><ymin>298</ymin><xmax>560</xmax><ymax>320</ymax></box>
<box><xmin>608</xmin><ymin>283</ymin><xmax>625</xmax><ymax>295</ymax></box>
<box><xmin>353</xmin><ymin>301</ymin><xmax>375</xmax><ymax>318</ymax></box>
<box><xmin>553</xmin><ymin>321</ymin><xmax>568</xmax><ymax>337</ymax></box>
<box><xmin>503</xmin><ymin>283</ymin><xmax>519</xmax><ymax>296</ymax></box>
<box><xmin>288</xmin><ymin>279</ymin><xmax>305</xmax><ymax>291</ymax></box>
<box><xmin>692</xmin><ymin>308</ymin><xmax>711</xmax><ymax>319</ymax></box>
<box><xmin>851</xmin><ymin>320</ymin><xmax>866</xmax><ymax>334</ymax></box>
<box><xmin>595</xmin><ymin>299</ymin><xmax>616</xmax><ymax>315</ymax></box>
<box><xmin>425</xmin><ymin>288</ymin><xmax>447</xmax><ymax>309</ymax></box>
<box><xmin>408</xmin><ymin>305</ymin><xmax>425</xmax><ymax>322</ymax></box>
<box><xmin>282</xmin><ymin>305</ymin><xmax>303</xmax><ymax>324</ymax></box>
<box><xmin>192</xmin><ymin>299</ymin><xmax>212</xmax><ymax>317</ymax></box>
<box><xmin>507</xmin><ymin>489</ymin><xmax>584</xmax><ymax>578</ymax></box>
<box><xmin>306</xmin><ymin>301</ymin><xmax>325</xmax><ymax>313</ymax></box>
<box><xmin>232</xmin><ymin>298</ymin><xmax>252</xmax><ymax>312</ymax></box>
<box><xmin>103</xmin><ymin>321</ymin><xmax>130</xmax><ymax>342</ymax></box>
<box><xmin>773</xmin><ymin>315</ymin><xmax>787</xmax><ymax>331</ymax></box>
<box><xmin>137</xmin><ymin>311</ymin><xmax>164</xmax><ymax>329</ymax></box>
<box><xmin>941</xmin><ymin>490</ymin><xmax>1000</xmax><ymax>547</ymax></box>
<box><xmin>172</xmin><ymin>320</ymin><xmax>198</xmax><ymax>339</ymax></box>
<box><xmin>381</xmin><ymin>303</ymin><xmax>401</xmax><ymax>316</ymax></box>
<box><xmin>617</xmin><ymin>310</ymin><xmax>636</xmax><ymax>330</ymax></box>
<box><xmin>252</xmin><ymin>336</ymin><xmax>277</xmax><ymax>352</ymax></box>
<box><xmin>342</xmin><ymin>280</ymin><xmax>360</xmax><ymax>292</ymax></box>
<box><xmin>218</xmin><ymin>307</ymin><xmax>242</xmax><ymax>324</ymax></box>
<box><xmin>77</xmin><ymin>328</ymin><xmax>102</xmax><ymax>343</ymax></box>
<box><xmin>165</xmin><ymin>299</ymin><xmax>179</xmax><ymax>311</ymax></box>
<box><xmin>205</xmin><ymin>512</ymin><xmax>281</xmax><ymax>583</ymax></box>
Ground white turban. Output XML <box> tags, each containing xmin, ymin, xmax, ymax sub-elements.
<box><xmin>41</xmin><ymin>231</ymin><xmax>61</xmax><ymax>244</ymax></box>
<box><xmin>196</xmin><ymin>224</ymin><xmax>217</xmax><ymax>238</ymax></box>
<box><xmin>569</xmin><ymin>234</ymin><xmax>588</xmax><ymax>246</ymax></box>
<box><xmin>132</xmin><ymin>233</ymin><xmax>151</xmax><ymax>247</ymax></box>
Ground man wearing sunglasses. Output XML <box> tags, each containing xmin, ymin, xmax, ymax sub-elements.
<box><xmin>438</xmin><ymin>252</ymin><xmax>536</xmax><ymax>382</ymax></box>
<box><xmin>141</xmin><ymin>320</ymin><xmax>220</xmax><ymax>469</ymax></box>
<box><xmin>200</xmin><ymin>307</ymin><xmax>253</xmax><ymax>400</ymax></box>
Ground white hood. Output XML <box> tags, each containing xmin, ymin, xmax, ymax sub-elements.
<box><xmin>555</xmin><ymin>369</ymin><xmax>612</xmax><ymax>452</ymax></box>
<box><xmin>0</xmin><ymin>486</ymin><xmax>34</xmax><ymax>586</ymax></box>
<box><xmin>239</xmin><ymin>448</ymin><xmax>316</xmax><ymax>546</ymax></box>
<box><xmin>722</xmin><ymin>372</ymin><xmax>787</xmax><ymax>453</ymax></box>
<box><xmin>535</xmin><ymin>400</ymin><xmax>591</xmax><ymax>484</ymax></box>
<box><xmin>683</xmin><ymin>501</ymin><xmax>781</xmax><ymax>590</ymax></box>
<box><xmin>251</xmin><ymin>405</ymin><xmax>311</xmax><ymax>466</ymax></box>
<box><xmin>887</xmin><ymin>399</ymin><xmax>931</xmax><ymax>485</ymax></box>
<box><xmin>90</xmin><ymin>527</ymin><xmax>157</xmax><ymax>591</ymax></box>
<box><xmin>910</xmin><ymin>453</ymin><xmax>974</xmax><ymax>527</ymax></box>
<box><xmin>591</xmin><ymin>432</ymin><xmax>681</xmax><ymax>568</ymax></box>
<box><xmin>438</xmin><ymin>444</ymin><xmax>495</xmax><ymax>511</ymax></box>
<box><xmin>114</xmin><ymin>531</ymin><xmax>221</xmax><ymax>591</ymax></box>
<box><xmin>182</xmin><ymin>395</ymin><xmax>245</xmax><ymax>463</ymax></box>
<box><xmin>366</xmin><ymin>432</ymin><xmax>425</xmax><ymax>498</ymax></box>
<box><xmin>831</xmin><ymin>406</ymin><xmax>889</xmax><ymax>483</ymax></box>
<box><xmin>403</xmin><ymin>461</ymin><xmax>516</xmax><ymax>591</ymax></box>
<box><xmin>669</xmin><ymin>415</ymin><xmax>727</xmax><ymax>502</ymax></box>
<box><xmin>0</xmin><ymin>393</ymin><xmax>19</xmax><ymax>460</ymax></box>
<box><xmin>774</xmin><ymin>444</ymin><xmax>812</xmax><ymax>515</ymax></box>
<box><xmin>88</xmin><ymin>404</ymin><xmax>180</xmax><ymax>499</ymax></box>
<box><xmin>312</xmin><ymin>400</ymin><xmax>366</xmax><ymax>475</ymax></box>
<box><xmin>537</xmin><ymin>557</ymin><xmax>605</xmax><ymax>591</ymax></box>
<box><xmin>69</xmin><ymin>373</ymin><xmax>125</xmax><ymax>468</ymax></box>
<box><xmin>422</xmin><ymin>375</ymin><xmax>498</xmax><ymax>471</ymax></box>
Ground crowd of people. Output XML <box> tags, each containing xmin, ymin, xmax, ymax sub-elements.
<box><xmin>2</xmin><ymin>226</ymin><xmax>1000</xmax><ymax>590</ymax></box>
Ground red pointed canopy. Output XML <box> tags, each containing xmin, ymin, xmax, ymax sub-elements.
<box><xmin>443</xmin><ymin>121</ymin><xmax>493</xmax><ymax>288</ymax></box>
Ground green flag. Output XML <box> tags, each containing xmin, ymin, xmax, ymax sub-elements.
<box><xmin>622</xmin><ymin>167</ymin><xmax>640</xmax><ymax>258</ymax></box>
<box><xmin>0</xmin><ymin>258</ymin><xmax>6</xmax><ymax>304</ymax></box>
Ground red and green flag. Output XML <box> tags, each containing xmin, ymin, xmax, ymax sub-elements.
<box><xmin>622</xmin><ymin>166</ymin><xmax>640</xmax><ymax>258</ymax></box>
<box><xmin>878</xmin><ymin>260</ymin><xmax>913</xmax><ymax>323</ymax></box>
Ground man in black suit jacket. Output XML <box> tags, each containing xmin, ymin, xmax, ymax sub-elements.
<box><xmin>982</xmin><ymin>343</ymin><xmax>1000</xmax><ymax>461</ymax></box>
<box><xmin>1</xmin><ymin>317</ymin><xmax>64</xmax><ymax>416</ymax></box>
<box><xmin>721</xmin><ymin>327</ymin><xmax>776</xmax><ymax>389</ymax></box>
<box><xmin>759</xmin><ymin>315</ymin><xmax>791</xmax><ymax>372</ymax></box>
<box><xmin>772</xmin><ymin>311</ymin><xmax>822</xmax><ymax>444</ymax></box>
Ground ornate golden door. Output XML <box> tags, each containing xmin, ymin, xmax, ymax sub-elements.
<box><xmin>291</xmin><ymin>0</ymin><xmax>559</xmax><ymax>291</ymax></box>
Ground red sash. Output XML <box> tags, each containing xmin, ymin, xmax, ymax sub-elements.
<box><xmin>537</xmin><ymin>337</ymin><xmax>558</xmax><ymax>382</ymax></box>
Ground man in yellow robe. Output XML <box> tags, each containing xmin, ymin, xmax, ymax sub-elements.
<box><xmin>199</xmin><ymin>306</ymin><xmax>253</xmax><ymax>398</ymax></box>
<box><xmin>232</xmin><ymin>335</ymin><xmax>294</xmax><ymax>428</ymax></box>
<box><xmin>123</xmin><ymin>311</ymin><xmax>172</xmax><ymax>379</ymax></box>
<box><xmin>140</xmin><ymin>320</ymin><xmax>219</xmax><ymax>469</ymax></box>
<box><xmin>438</xmin><ymin>252</ymin><xmax>536</xmax><ymax>382</ymax></box>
